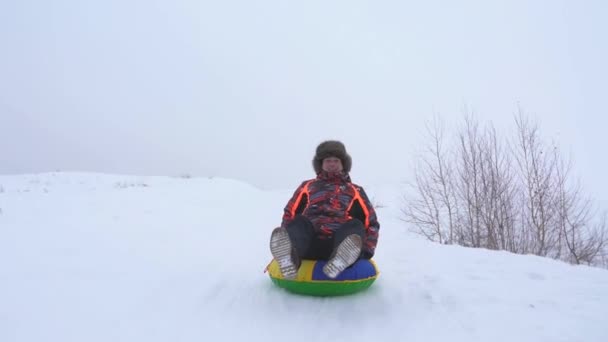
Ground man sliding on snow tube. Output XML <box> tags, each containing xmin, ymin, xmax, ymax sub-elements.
<box><xmin>270</xmin><ymin>140</ymin><xmax>380</xmax><ymax>280</ymax></box>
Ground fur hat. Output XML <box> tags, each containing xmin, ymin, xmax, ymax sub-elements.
<box><xmin>312</xmin><ymin>140</ymin><xmax>352</xmax><ymax>174</ymax></box>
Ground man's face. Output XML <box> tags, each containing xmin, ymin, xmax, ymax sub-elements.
<box><xmin>322</xmin><ymin>157</ymin><xmax>343</xmax><ymax>173</ymax></box>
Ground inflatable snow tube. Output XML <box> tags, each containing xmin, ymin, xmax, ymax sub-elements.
<box><xmin>267</xmin><ymin>259</ymin><xmax>379</xmax><ymax>296</ymax></box>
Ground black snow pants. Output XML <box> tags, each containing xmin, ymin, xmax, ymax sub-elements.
<box><xmin>285</xmin><ymin>215</ymin><xmax>366</xmax><ymax>260</ymax></box>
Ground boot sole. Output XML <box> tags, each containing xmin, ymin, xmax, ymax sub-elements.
<box><xmin>270</xmin><ymin>227</ymin><xmax>298</xmax><ymax>280</ymax></box>
<box><xmin>323</xmin><ymin>234</ymin><xmax>363</xmax><ymax>279</ymax></box>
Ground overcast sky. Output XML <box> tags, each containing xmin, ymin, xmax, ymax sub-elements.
<box><xmin>1</xmin><ymin>0</ymin><xmax>606</xmax><ymax>203</ymax></box>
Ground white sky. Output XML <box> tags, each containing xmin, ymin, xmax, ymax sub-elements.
<box><xmin>1</xmin><ymin>1</ymin><xmax>607</xmax><ymax>202</ymax></box>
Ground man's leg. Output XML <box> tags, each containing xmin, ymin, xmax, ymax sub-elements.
<box><xmin>323</xmin><ymin>219</ymin><xmax>365</xmax><ymax>279</ymax></box>
<box><xmin>285</xmin><ymin>215</ymin><xmax>316</xmax><ymax>257</ymax></box>
<box><xmin>332</xmin><ymin>219</ymin><xmax>365</xmax><ymax>248</ymax></box>
<box><xmin>269</xmin><ymin>215</ymin><xmax>315</xmax><ymax>279</ymax></box>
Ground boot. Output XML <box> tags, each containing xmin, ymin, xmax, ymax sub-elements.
<box><xmin>323</xmin><ymin>234</ymin><xmax>362</xmax><ymax>279</ymax></box>
<box><xmin>269</xmin><ymin>227</ymin><xmax>301</xmax><ymax>280</ymax></box>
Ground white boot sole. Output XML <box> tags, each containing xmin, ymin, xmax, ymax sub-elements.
<box><xmin>269</xmin><ymin>227</ymin><xmax>298</xmax><ymax>280</ymax></box>
<box><xmin>323</xmin><ymin>234</ymin><xmax>362</xmax><ymax>279</ymax></box>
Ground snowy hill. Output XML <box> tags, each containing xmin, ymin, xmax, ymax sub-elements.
<box><xmin>0</xmin><ymin>173</ymin><xmax>607</xmax><ymax>342</ymax></box>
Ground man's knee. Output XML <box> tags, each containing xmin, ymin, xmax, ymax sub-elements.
<box><xmin>286</xmin><ymin>215</ymin><xmax>314</xmax><ymax>235</ymax></box>
<box><xmin>340</xmin><ymin>219</ymin><xmax>365</xmax><ymax>236</ymax></box>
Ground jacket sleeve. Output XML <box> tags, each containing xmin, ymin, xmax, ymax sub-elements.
<box><xmin>357</xmin><ymin>187</ymin><xmax>380</xmax><ymax>258</ymax></box>
<box><xmin>281</xmin><ymin>181</ymin><xmax>310</xmax><ymax>227</ymax></box>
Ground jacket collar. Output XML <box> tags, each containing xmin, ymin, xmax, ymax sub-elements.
<box><xmin>316</xmin><ymin>171</ymin><xmax>351</xmax><ymax>183</ymax></box>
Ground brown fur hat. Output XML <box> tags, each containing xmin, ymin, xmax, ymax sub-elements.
<box><xmin>312</xmin><ymin>140</ymin><xmax>352</xmax><ymax>174</ymax></box>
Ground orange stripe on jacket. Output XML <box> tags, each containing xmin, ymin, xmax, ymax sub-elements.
<box><xmin>347</xmin><ymin>186</ymin><xmax>371</xmax><ymax>229</ymax></box>
<box><xmin>288</xmin><ymin>180</ymin><xmax>312</xmax><ymax>218</ymax></box>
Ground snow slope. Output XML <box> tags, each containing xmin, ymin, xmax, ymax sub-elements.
<box><xmin>0</xmin><ymin>173</ymin><xmax>606</xmax><ymax>342</ymax></box>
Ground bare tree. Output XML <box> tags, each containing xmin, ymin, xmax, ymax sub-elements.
<box><xmin>455</xmin><ymin>115</ymin><xmax>483</xmax><ymax>247</ymax></box>
<box><xmin>554</xmin><ymin>149</ymin><xmax>608</xmax><ymax>265</ymax></box>
<box><xmin>479</xmin><ymin>125</ymin><xmax>518</xmax><ymax>251</ymax></box>
<box><xmin>512</xmin><ymin>112</ymin><xmax>560</xmax><ymax>256</ymax></box>
<box><xmin>403</xmin><ymin>116</ymin><xmax>458</xmax><ymax>244</ymax></box>
<box><xmin>452</xmin><ymin>115</ymin><xmax>518</xmax><ymax>251</ymax></box>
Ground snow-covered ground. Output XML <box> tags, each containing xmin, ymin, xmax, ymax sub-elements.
<box><xmin>0</xmin><ymin>173</ymin><xmax>606</xmax><ymax>342</ymax></box>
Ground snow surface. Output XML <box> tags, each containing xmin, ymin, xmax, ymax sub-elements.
<box><xmin>0</xmin><ymin>173</ymin><xmax>607</xmax><ymax>342</ymax></box>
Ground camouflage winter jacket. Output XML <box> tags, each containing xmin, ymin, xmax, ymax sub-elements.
<box><xmin>281</xmin><ymin>171</ymin><xmax>380</xmax><ymax>258</ymax></box>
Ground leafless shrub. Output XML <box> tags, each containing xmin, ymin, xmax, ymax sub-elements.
<box><xmin>404</xmin><ymin>110</ymin><xmax>608</xmax><ymax>268</ymax></box>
